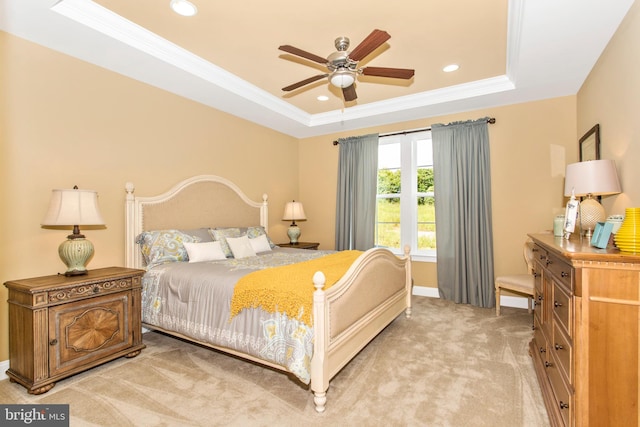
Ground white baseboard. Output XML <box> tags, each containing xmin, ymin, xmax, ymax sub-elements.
<box><xmin>0</xmin><ymin>359</ymin><xmax>9</xmax><ymax>381</ymax></box>
<box><xmin>412</xmin><ymin>285</ymin><xmax>530</xmax><ymax>310</ymax></box>
<box><xmin>0</xmin><ymin>288</ymin><xmax>530</xmax><ymax>380</ymax></box>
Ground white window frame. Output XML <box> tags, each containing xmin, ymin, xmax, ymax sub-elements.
<box><xmin>377</xmin><ymin>130</ymin><xmax>435</xmax><ymax>262</ymax></box>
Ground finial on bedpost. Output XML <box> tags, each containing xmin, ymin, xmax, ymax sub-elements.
<box><xmin>404</xmin><ymin>245</ymin><xmax>411</xmax><ymax>256</ymax></box>
<box><xmin>313</xmin><ymin>271</ymin><xmax>326</xmax><ymax>292</ymax></box>
<box><xmin>125</xmin><ymin>182</ymin><xmax>135</xmax><ymax>200</ymax></box>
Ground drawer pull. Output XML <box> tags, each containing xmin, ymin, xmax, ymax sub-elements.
<box><xmin>554</xmin><ymin>301</ymin><xmax>563</xmax><ymax>308</ymax></box>
<box><xmin>49</xmin><ymin>339</ymin><xmax>58</xmax><ymax>346</ymax></box>
<box><xmin>93</xmin><ymin>286</ymin><xmax>100</xmax><ymax>293</ymax></box>
<box><xmin>544</xmin><ymin>361</ymin><xmax>552</xmax><ymax>368</ymax></box>
<box><xmin>559</xmin><ymin>401</ymin><xmax>569</xmax><ymax>410</ymax></box>
<box><xmin>561</xmin><ymin>271</ymin><xmax>569</xmax><ymax>278</ymax></box>
<box><xmin>539</xmin><ymin>347</ymin><xmax>546</xmax><ymax>353</ymax></box>
<box><xmin>555</xmin><ymin>343</ymin><xmax>564</xmax><ymax>350</ymax></box>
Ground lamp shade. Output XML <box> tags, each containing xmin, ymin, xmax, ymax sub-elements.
<box><xmin>564</xmin><ymin>159</ymin><xmax>622</xmax><ymax>197</ymax></box>
<box><xmin>282</xmin><ymin>201</ymin><xmax>306</xmax><ymax>221</ymax></box>
<box><xmin>42</xmin><ymin>188</ymin><xmax>105</xmax><ymax>226</ymax></box>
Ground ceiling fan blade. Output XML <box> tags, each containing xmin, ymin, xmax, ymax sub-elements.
<box><xmin>278</xmin><ymin>45</ymin><xmax>327</xmax><ymax>64</ymax></box>
<box><xmin>361</xmin><ymin>66</ymin><xmax>415</xmax><ymax>79</ymax></box>
<box><xmin>282</xmin><ymin>74</ymin><xmax>328</xmax><ymax>91</ymax></box>
<box><xmin>342</xmin><ymin>85</ymin><xmax>357</xmax><ymax>102</ymax></box>
<box><xmin>349</xmin><ymin>29</ymin><xmax>391</xmax><ymax>62</ymax></box>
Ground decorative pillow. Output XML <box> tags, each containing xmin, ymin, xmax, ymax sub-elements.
<box><xmin>183</xmin><ymin>241</ymin><xmax>227</xmax><ymax>262</ymax></box>
<box><xmin>246</xmin><ymin>226</ymin><xmax>277</xmax><ymax>248</ymax></box>
<box><xmin>179</xmin><ymin>228</ymin><xmax>214</xmax><ymax>242</ymax></box>
<box><xmin>226</xmin><ymin>235</ymin><xmax>256</xmax><ymax>259</ymax></box>
<box><xmin>249</xmin><ymin>233</ymin><xmax>272</xmax><ymax>253</ymax></box>
<box><xmin>208</xmin><ymin>228</ymin><xmax>243</xmax><ymax>258</ymax></box>
<box><xmin>135</xmin><ymin>230</ymin><xmax>200</xmax><ymax>269</ymax></box>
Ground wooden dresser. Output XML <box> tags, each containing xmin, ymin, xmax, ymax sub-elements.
<box><xmin>529</xmin><ymin>233</ymin><xmax>640</xmax><ymax>427</ymax></box>
<box><xmin>4</xmin><ymin>267</ymin><xmax>146</xmax><ymax>394</ymax></box>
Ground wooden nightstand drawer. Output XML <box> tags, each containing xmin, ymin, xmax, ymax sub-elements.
<box><xmin>48</xmin><ymin>276</ymin><xmax>135</xmax><ymax>304</ymax></box>
<box><xmin>552</xmin><ymin>281</ymin><xmax>572</xmax><ymax>337</ymax></box>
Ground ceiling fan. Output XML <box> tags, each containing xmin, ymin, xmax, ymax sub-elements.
<box><xmin>278</xmin><ymin>29</ymin><xmax>415</xmax><ymax>102</ymax></box>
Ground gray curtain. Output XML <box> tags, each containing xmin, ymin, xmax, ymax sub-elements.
<box><xmin>335</xmin><ymin>133</ymin><xmax>379</xmax><ymax>250</ymax></box>
<box><xmin>432</xmin><ymin>118</ymin><xmax>494</xmax><ymax>308</ymax></box>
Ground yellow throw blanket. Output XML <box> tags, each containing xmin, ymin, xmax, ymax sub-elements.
<box><xmin>230</xmin><ymin>250</ymin><xmax>363</xmax><ymax>327</ymax></box>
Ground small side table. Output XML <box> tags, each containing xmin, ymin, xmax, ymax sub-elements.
<box><xmin>277</xmin><ymin>242</ymin><xmax>320</xmax><ymax>250</ymax></box>
<box><xmin>4</xmin><ymin>267</ymin><xmax>146</xmax><ymax>394</ymax></box>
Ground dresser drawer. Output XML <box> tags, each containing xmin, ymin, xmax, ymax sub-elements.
<box><xmin>552</xmin><ymin>321</ymin><xmax>573</xmax><ymax>385</ymax></box>
<box><xmin>552</xmin><ymin>282</ymin><xmax>572</xmax><ymax>337</ymax></box>
<box><xmin>533</xmin><ymin>315</ymin><xmax>548</xmax><ymax>362</ymax></box>
<box><xmin>546</xmin><ymin>251</ymin><xmax>573</xmax><ymax>291</ymax></box>
<box><xmin>547</xmin><ymin>351</ymin><xmax>572</xmax><ymax>427</ymax></box>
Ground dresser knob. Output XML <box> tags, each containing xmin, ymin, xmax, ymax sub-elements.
<box><xmin>555</xmin><ymin>343</ymin><xmax>564</xmax><ymax>350</ymax></box>
<box><xmin>539</xmin><ymin>347</ymin><xmax>546</xmax><ymax>353</ymax></box>
<box><xmin>559</xmin><ymin>401</ymin><xmax>569</xmax><ymax>410</ymax></box>
<box><xmin>49</xmin><ymin>339</ymin><xmax>58</xmax><ymax>346</ymax></box>
<box><xmin>544</xmin><ymin>361</ymin><xmax>552</xmax><ymax>368</ymax></box>
<box><xmin>554</xmin><ymin>301</ymin><xmax>563</xmax><ymax>308</ymax></box>
<box><xmin>561</xmin><ymin>271</ymin><xmax>569</xmax><ymax>278</ymax></box>
<box><xmin>93</xmin><ymin>286</ymin><xmax>100</xmax><ymax>293</ymax></box>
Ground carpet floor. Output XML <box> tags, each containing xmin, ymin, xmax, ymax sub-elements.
<box><xmin>0</xmin><ymin>296</ymin><xmax>549</xmax><ymax>426</ymax></box>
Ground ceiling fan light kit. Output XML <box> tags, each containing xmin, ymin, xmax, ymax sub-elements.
<box><xmin>330</xmin><ymin>70</ymin><xmax>355</xmax><ymax>88</ymax></box>
<box><xmin>279</xmin><ymin>29</ymin><xmax>414</xmax><ymax>103</ymax></box>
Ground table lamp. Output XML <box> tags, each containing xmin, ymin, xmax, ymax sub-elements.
<box><xmin>282</xmin><ymin>200</ymin><xmax>306</xmax><ymax>244</ymax></box>
<box><xmin>41</xmin><ymin>186</ymin><xmax>105</xmax><ymax>276</ymax></box>
<box><xmin>564</xmin><ymin>160</ymin><xmax>621</xmax><ymax>238</ymax></box>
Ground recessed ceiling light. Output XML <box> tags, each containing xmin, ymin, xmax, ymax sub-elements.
<box><xmin>317</xmin><ymin>95</ymin><xmax>329</xmax><ymax>101</ymax></box>
<box><xmin>443</xmin><ymin>64</ymin><xmax>459</xmax><ymax>72</ymax></box>
<box><xmin>170</xmin><ymin>0</ymin><xmax>197</xmax><ymax>17</ymax></box>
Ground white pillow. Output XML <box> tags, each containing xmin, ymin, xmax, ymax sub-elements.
<box><xmin>249</xmin><ymin>233</ymin><xmax>272</xmax><ymax>253</ymax></box>
<box><xmin>226</xmin><ymin>235</ymin><xmax>257</xmax><ymax>259</ymax></box>
<box><xmin>184</xmin><ymin>241</ymin><xmax>227</xmax><ymax>262</ymax></box>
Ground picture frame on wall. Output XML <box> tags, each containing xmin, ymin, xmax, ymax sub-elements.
<box><xmin>579</xmin><ymin>124</ymin><xmax>600</xmax><ymax>161</ymax></box>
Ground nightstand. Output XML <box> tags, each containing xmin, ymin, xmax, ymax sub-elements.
<box><xmin>277</xmin><ymin>242</ymin><xmax>320</xmax><ymax>250</ymax></box>
<box><xmin>4</xmin><ymin>267</ymin><xmax>146</xmax><ymax>394</ymax></box>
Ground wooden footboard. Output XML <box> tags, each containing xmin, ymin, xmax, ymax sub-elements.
<box><xmin>310</xmin><ymin>247</ymin><xmax>412</xmax><ymax>412</ymax></box>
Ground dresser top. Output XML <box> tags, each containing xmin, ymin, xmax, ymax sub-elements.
<box><xmin>529</xmin><ymin>232</ymin><xmax>640</xmax><ymax>264</ymax></box>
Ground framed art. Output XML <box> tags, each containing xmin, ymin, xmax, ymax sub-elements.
<box><xmin>579</xmin><ymin>124</ymin><xmax>600</xmax><ymax>162</ymax></box>
<box><xmin>591</xmin><ymin>221</ymin><xmax>613</xmax><ymax>249</ymax></box>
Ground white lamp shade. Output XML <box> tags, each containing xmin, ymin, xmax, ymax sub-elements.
<box><xmin>42</xmin><ymin>188</ymin><xmax>105</xmax><ymax>226</ymax></box>
<box><xmin>330</xmin><ymin>70</ymin><xmax>355</xmax><ymax>88</ymax></box>
<box><xmin>564</xmin><ymin>159</ymin><xmax>622</xmax><ymax>197</ymax></box>
<box><xmin>282</xmin><ymin>201</ymin><xmax>306</xmax><ymax>221</ymax></box>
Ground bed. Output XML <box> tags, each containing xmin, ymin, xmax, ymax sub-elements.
<box><xmin>124</xmin><ymin>175</ymin><xmax>412</xmax><ymax>412</ymax></box>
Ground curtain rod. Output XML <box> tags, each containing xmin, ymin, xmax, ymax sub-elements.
<box><xmin>332</xmin><ymin>117</ymin><xmax>496</xmax><ymax>145</ymax></box>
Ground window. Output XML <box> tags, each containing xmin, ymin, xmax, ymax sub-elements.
<box><xmin>376</xmin><ymin>131</ymin><xmax>435</xmax><ymax>260</ymax></box>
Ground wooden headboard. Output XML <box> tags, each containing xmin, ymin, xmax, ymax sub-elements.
<box><xmin>125</xmin><ymin>175</ymin><xmax>268</xmax><ymax>269</ymax></box>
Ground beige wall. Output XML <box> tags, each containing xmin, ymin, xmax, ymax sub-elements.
<box><xmin>577</xmin><ymin>0</ymin><xmax>640</xmax><ymax>215</ymax></box>
<box><xmin>0</xmin><ymin>32</ymin><xmax>298</xmax><ymax>361</ymax></box>
<box><xmin>299</xmin><ymin>97</ymin><xmax>577</xmax><ymax>288</ymax></box>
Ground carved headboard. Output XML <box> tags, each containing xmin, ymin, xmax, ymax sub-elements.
<box><xmin>125</xmin><ymin>175</ymin><xmax>268</xmax><ymax>269</ymax></box>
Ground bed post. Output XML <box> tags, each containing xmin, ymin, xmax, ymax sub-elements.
<box><xmin>125</xmin><ymin>182</ymin><xmax>136</xmax><ymax>269</ymax></box>
<box><xmin>261</xmin><ymin>194</ymin><xmax>268</xmax><ymax>232</ymax></box>
<box><xmin>311</xmin><ymin>271</ymin><xmax>329</xmax><ymax>413</ymax></box>
<box><xmin>404</xmin><ymin>245</ymin><xmax>412</xmax><ymax>318</ymax></box>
